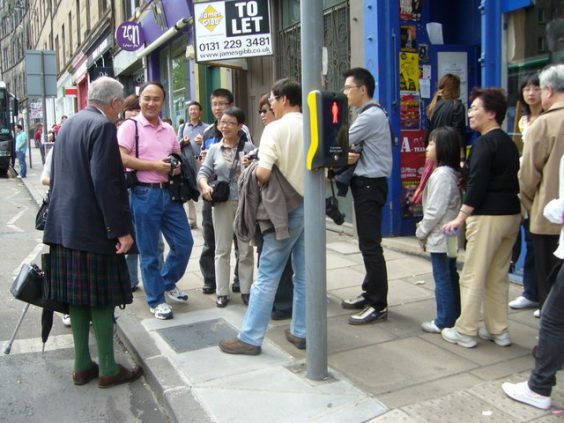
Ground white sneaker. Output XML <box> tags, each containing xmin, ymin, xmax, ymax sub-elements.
<box><xmin>61</xmin><ymin>314</ymin><xmax>71</xmax><ymax>327</ymax></box>
<box><xmin>478</xmin><ymin>326</ymin><xmax>512</xmax><ymax>347</ymax></box>
<box><xmin>534</xmin><ymin>309</ymin><xmax>541</xmax><ymax>318</ymax></box>
<box><xmin>421</xmin><ymin>320</ymin><xmax>441</xmax><ymax>333</ymax></box>
<box><xmin>502</xmin><ymin>381</ymin><xmax>551</xmax><ymax>410</ymax></box>
<box><xmin>508</xmin><ymin>295</ymin><xmax>539</xmax><ymax>309</ymax></box>
<box><xmin>149</xmin><ymin>303</ymin><xmax>173</xmax><ymax>320</ymax></box>
<box><xmin>441</xmin><ymin>327</ymin><xmax>477</xmax><ymax>348</ymax></box>
<box><xmin>166</xmin><ymin>287</ymin><xmax>189</xmax><ymax>303</ymax></box>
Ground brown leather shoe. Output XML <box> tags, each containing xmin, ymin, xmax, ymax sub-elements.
<box><xmin>219</xmin><ymin>338</ymin><xmax>261</xmax><ymax>355</ymax></box>
<box><xmin>284</xmin><ymin>328</ymin><xmax>306</xmax><ymax>350</ymax></box>
<box><xmin>72</xmin><ymin>362</ymin><xmax>99</xmax><ymax>385</ymax></box>
<box><xmin>98</xmin><ymin>364</ymin><xmax>143</xmax><ymax>389</ymax></box>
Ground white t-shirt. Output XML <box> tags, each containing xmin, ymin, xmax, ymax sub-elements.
<box><xmin>258</xmin><ymin>112</ymin><xmax>304</xmax><ymax>196</ymax></box>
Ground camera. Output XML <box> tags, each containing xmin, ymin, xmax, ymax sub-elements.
<box><xmin>247</xmin><ymin>148</ymin><xmax>259</xmax><ymax>161</ymax></box>
<box><xmin>168</xmin><ymin>155</ymin><xmax>180</xmax><ymax>168</ymax></box>
<box><xmin>326</xmin><ymin>196</ymin><xmax>345</xmax><ymax>225</ymax></box>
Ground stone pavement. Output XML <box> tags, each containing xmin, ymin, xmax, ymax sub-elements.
<box><xmin>20</xmin><ymin>147</ymin><xmax>563</xmax><ymax>422</ymax></box>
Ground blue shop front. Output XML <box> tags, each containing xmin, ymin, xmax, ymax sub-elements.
<box><xmin>364</xmin><ymin>0</ymin><xmax>562</xmax><ymax>236</ymax></box>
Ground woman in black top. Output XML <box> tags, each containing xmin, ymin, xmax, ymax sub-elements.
<box><xmin>441</xmin><ymin>87</ymin><xmax>521</xmax><ymax>349</ymax></box>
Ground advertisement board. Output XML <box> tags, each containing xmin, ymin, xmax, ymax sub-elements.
<box><xmin>193</xmin><ymin>0</ymin><xmax>273</xmax><ymax>62</ymax></box>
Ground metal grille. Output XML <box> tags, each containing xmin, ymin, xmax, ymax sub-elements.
<box><xmin>277</xmin><ymin>2</ymin><xmax>350</xmax><ymax>91</ymax></box>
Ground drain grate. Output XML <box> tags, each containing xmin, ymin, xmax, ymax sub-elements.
<box><xmin>156</xmin><ymin>318</ymin><xmax>239</xmax><ymax>353</ymax></box>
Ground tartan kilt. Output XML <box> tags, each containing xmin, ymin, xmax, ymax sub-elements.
<box><xmin>46</xmin><ymin>244</ymin><xmax>133</xmax><ymax>307</ymax></box>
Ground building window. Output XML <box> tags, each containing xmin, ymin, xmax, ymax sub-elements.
<box><xmin>538</xmin><ymin>36</ymin><xmax>546</xmax><ymax>52</ymax></box>
<box><xmin>538</xmin><ymin>8</ymin><xmax>546</xmax><ymax>24</ymax></box>
<box><xmin>69</xmin><ymin>12</ymin><xmax>73</xmax><ymax>51</ymax></box>
<box><xmin>76</xmin><ymin>0</ymin><xmax>81</xmax><ymax>46</ymax></box>
<box><xmin>124</xmin><ymin>0</ymin><xmax>141</xmax><ymax>19</ymax></box>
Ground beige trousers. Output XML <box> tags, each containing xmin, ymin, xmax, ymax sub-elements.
<box><xmin>212</xmin><ymin>200</ymin><xmax>254</xmax><ymax>296</ymax></box>
<box><xmin>455</xmin><ymin>214</ymin><xmax>521</xmax><ymax>336</ymax></box>
<box><xmin>185</xmin><ymin>200</ymin><xmax>197</xmax><ymax>226</ymax></box>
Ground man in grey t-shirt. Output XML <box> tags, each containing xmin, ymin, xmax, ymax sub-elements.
<box><xmin>341</xmin><ymin>67</ymin><xmax>393</xmax><ymax>325</ymax></box>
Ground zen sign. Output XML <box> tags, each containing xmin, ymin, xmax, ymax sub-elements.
<box><xmin>193</xmin><ymin>0</ymin><xmax>272</xmax><ymax>62</ymax></box>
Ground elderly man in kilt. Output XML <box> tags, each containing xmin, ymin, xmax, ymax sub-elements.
<box><xmin>43</xmin><ymin>77</ymin><xmax>142</xmax><ymax>388</ymax></box>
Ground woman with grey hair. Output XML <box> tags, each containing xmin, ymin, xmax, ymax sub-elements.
<box><xmin>43</xmin><ymin>76</ymin><xmax>142</xmax><ymax>388</ymax></box>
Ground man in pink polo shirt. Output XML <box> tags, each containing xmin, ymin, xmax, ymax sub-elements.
<box><xmin>117</xmin><ymin>81</ymin><xmax>193</xmax><ymax>320</ymax></box>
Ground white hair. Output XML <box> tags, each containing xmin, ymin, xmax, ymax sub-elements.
<box><xmin>539</xmin><ymin>64</ymin><xmax>564</xmax><ymax>93</ymax></box>
<box><xmin>88</xmin><ymin>77</ymin><xmax>124</xmax><ymax>105</ymax></box>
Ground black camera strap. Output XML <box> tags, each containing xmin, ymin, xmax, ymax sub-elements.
<box><xmin>126</xmin><ymin>118</ymin><xmax>139</xmax><ymax>159</ymax></box>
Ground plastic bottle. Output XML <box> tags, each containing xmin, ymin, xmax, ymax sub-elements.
<box><xmin>445</xmin><ymin>228</ymin><xmax>458</xmax><ymax>258</ymax></box>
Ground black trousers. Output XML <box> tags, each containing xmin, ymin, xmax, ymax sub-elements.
<box><xmin>529</xmin><ymin>260</ymin><xmax>564</xmax><ymax>396</ymax></box>
<box><xmin>199</xmin><ymin>201</ymin><xmax>216</xmax><ymax>287</ymax></box>
<box><xmin>351</xmin><ymin>176</ymin><xmax>388</xmax><ymax>311</ymax></box>
<box><xmin>531</xmin><ymin>233</ymin><xmax>559</xmax><ymax>306</ymax></box>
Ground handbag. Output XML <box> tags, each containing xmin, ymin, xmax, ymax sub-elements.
<box><xmin>10</xmin><ymin>255</ymin><xmax>68</xmax><ymax>314</ymax></box>
<box><xmin>209</xmin><ymin>180</ymin><xmax>230</xmax><ymax>203</ymax></box>
<box><xmin>124</xmin><ymin>119</ymin><xmax>139</xmax><ymax>189</ymax></box>
<box><xmin>207</xmin><ymin>139</ymin><xmax>245</xmax><ymax>205</ymax></box>
<box><xmin>35</xmin><ymin>191</ymin><xmax>49</xmax><ymax>230</ymax></box>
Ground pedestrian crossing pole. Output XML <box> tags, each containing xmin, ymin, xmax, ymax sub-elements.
<box><xmin>301</xmin><ymin>0</ymin><xmax>328</xmax><ymax>381</ymax></box>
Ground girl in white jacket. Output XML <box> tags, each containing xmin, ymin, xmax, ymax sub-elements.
<box><xmin>416</xmin><ymin>127</ymin><xmax>462</xmax><ymax>333</ymax></box>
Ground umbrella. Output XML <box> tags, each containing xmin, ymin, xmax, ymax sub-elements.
<box><xmin>41</xmin><ymin>308</ymin><xmax>54</xmax><ymax>354</ymax></box>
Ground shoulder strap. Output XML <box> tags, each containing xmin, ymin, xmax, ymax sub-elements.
<box><xmin>126</xmin><ymin>118</ymin><xmax>139</xmax><ymax>158</ymax></box>
<box><xmin>364</xmin><ymin>103</ymin><xmax>395</xmax><ymax>143</ymax></box>
<box><xmin>227</xmin><ymin>139</ymin><xmax>246</xmax><ymax>182</ymax></box>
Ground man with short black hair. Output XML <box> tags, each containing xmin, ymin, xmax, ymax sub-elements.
<box><xmin>219</xmin><ymin>78</ymin><xmax>306</xmax><ymax>355</ymax></box>
<box><xmin>179</xmin><ymin>100</ymin><xmax>209</xmax><ymax>228</ymax></box>
<box><xmin>117</xmin><ymin>81</ymin><xmax>193</xmax><ymax>321</ymax></box>
<box><xmin>341</xmin><ymin>67</ymin><xmax>393</xmax><ymax>325</ymax></box>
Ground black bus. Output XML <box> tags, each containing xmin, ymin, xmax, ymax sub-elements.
<box><xmin>0</xmin><ymin>82</ymin><xmax>17</xmax><ymax>176</ymax></box>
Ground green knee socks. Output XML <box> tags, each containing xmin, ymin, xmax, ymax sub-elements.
<box><xmin>69</xmin><ymin>305</ymin><xmax>118</xmax><ymax>377</ymax></box>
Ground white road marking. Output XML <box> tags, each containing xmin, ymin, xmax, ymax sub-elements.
<box><xmin>6</xmin><ymin>207</ymin><xmax>28</xmax><ymax>232</ymax></box>
<box><xmin>11</xmin><ymin>242</ymin><xmax>46</xmax><ymax>277</ymax></box>
<box><xmin>2</xmin><ymin>333</ymin><xmax>75</xmax><ymax>355</ymax></box>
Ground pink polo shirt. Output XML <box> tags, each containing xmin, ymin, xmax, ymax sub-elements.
<box><xmin>117</xmin><ymin>114</ymin><xmax>180</xmax><ymax>183</ymax></box>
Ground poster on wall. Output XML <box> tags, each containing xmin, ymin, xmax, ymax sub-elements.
<box><xmin>193</xmin><ymin>0</ymin><xmax>273</xmax><ymax>62</ymax></box>
<box><xmin>438</xmin><ymin>51</ymin><xmax>469</xmax><ymax>105</ymax></box>
<box><xmin>400</xmin><ymin>130</ymin><xmax>427</xmax><ymax>218</ymax></box>
<box><xmin>400</xmin><ymin>0</ymin><xmax>422</xmax><ymax>21</ymax></box>
<box><xmin>400</xmin><ymin>92</ymin><xmax>421</xmax><ymax>130</ymax></box>
<box><xmin>400</xmin><ymin>52</ymin><xmax>420</xmax><ymax>91</ymax></box>
<box><xmin>400</xmin><ymin>25</ymin><xmax>417</xmax><ymax>52</ymax></box>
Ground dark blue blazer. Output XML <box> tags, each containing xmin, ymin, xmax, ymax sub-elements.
<box><xmin>43</xmin><ymin>106</ymin><xmax>133</xmax><ymax>254</ymax></box>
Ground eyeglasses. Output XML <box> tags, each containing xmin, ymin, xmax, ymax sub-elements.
<box><xmin>268</xmin><ymin>96</ymin><xmax>279</xmax><ymax>104</ymax></box>
<box><xmin>219</xmin><ymin>120</ymin><xmax>238</xmax><ymax>127</ymax></box>
<box><xmin>258</xmin><ymin>108</ymin><xmax>272</xmax><ymax>115</ymax></box>
<box><xmin>212</xmin><ymin>101</ymin><xmax>229</xmax><ymax>108</ymax></box>
<box><xmin>343</xmin><ymin>85</ymin><xmax>360</xmax><ymax>91</ymax></box>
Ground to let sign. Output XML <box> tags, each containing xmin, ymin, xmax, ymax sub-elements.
<box><xmin>193</xmin><ymin>0</ymin><xmax>272</xmax><ymax>62</ymax></box>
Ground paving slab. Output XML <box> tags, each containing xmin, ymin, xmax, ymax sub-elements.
<box><xmin>329</xmin><ymin>337</ymin><xmax>477</xmax><ymax>395</ymax></box>
<box><xmin>194</xmin><ymin>366</ymin><xmax>387</xmax><ymax>423</ymax></box>
<box><xmin>401</xmin><ymin>391</ymin><xmax>515</xmax><ymax>422</ymax></box>
<box><xmin>326</xmin><ymin>241</ymin><xmax>359</xmax><ymax>255</ymax></box>
<box><xmin>386</xmin><ymin>256</ymin><xmax>433</xmax><ymax>279</ymax></box>
<box><xmin>368</xmin><ymin>409</ymin><xmax>418</xmax><ymax>422</ymax></box>
<box><xmin>377</xmin><ymin>372</ymin><xmax>483</xmax><ymax>409</ymax></box>
<box><xmin>325</xmin><ymin>251</ymin><xmax>359</xmax><ymax>270</ymax></box>
<box><xmin>326</xmin><ymin>266</ymin><xmax>365</xmax><ymax>291</ymax></box>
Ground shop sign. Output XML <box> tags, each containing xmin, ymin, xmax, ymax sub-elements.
<box><xmin>193</xmin><ymin>0</ymin><xmax>272</xmax><ymax>62</ymax></box>
<box><xmin>116</xmin><ymin>21</ymin><xmax>145</xmax><ymax>51</ymax></box>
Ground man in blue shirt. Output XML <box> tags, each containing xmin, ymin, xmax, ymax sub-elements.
<box><xmin>340</xmin><ymin>67</ymin><xmax>393</xmax><ymax>325</ymax></box>
<box><xmin>15</xmin><ymin>124</ymin><xmax>28</xmax><ymax>178</ymax></box>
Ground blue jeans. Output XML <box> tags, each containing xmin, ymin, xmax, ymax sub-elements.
<box><xmin>126</xmin><ymin>238</ymin><xmax>164</xmax><ymax>289</ymax></box>
<box><xmin>131</xmin><ymin>186</ymin><xmax>193</xmax><ymax>308</ymax></box>
<box><xmin>522</xmin><ymin>219</ymin><xmax>538</xmax><ymax>302</ymax></box>
<box><xmin>16</xmin><ymin>151</ymin><xmax>26</xmax><ymax>177</ymax></box>
<box><xmin>238</xmin><ymin>204</ymin><xmax>305</xmax><ymax>346</ymax></box>
<box><xmin>431</xmin><ymin>253</ymin><xmax>460</xmax><ymax>328</ymax></box>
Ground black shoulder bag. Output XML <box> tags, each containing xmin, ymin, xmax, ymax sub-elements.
<box><xmin>208</xmin><ymin>140</ymin><xmax>245</xmax><ymax>205</ymax></box>
<box><xmin>36</xmin><ymin>146</ymin><xmax>54</xmax><ymax>230</ymax></box>
<box><xmin>124</xmin><ymin>119</ymin><xmax>139</xmax><ymax>188</ymax></box>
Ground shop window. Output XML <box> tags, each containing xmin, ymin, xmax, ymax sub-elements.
<box><xmin>505</xmin><ymin>3</ymin><xmax>563</xmax><ymax>145</ymax></box>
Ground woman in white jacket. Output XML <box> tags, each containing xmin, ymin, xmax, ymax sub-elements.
<box><xmin>416</xmin><ymin>127</ymin><xmax>462</xmax><ymax>333</ymax></box>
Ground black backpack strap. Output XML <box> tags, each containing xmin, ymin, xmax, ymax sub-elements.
<box><xmin>364</xmin><ymin>103</ymin><xmax>395</xmax><ymax>145</ymax></box>
<box><xmin>126</xmin><ymin>118</ymin><xmax>139</xmax><ymax>158</ymax></box>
